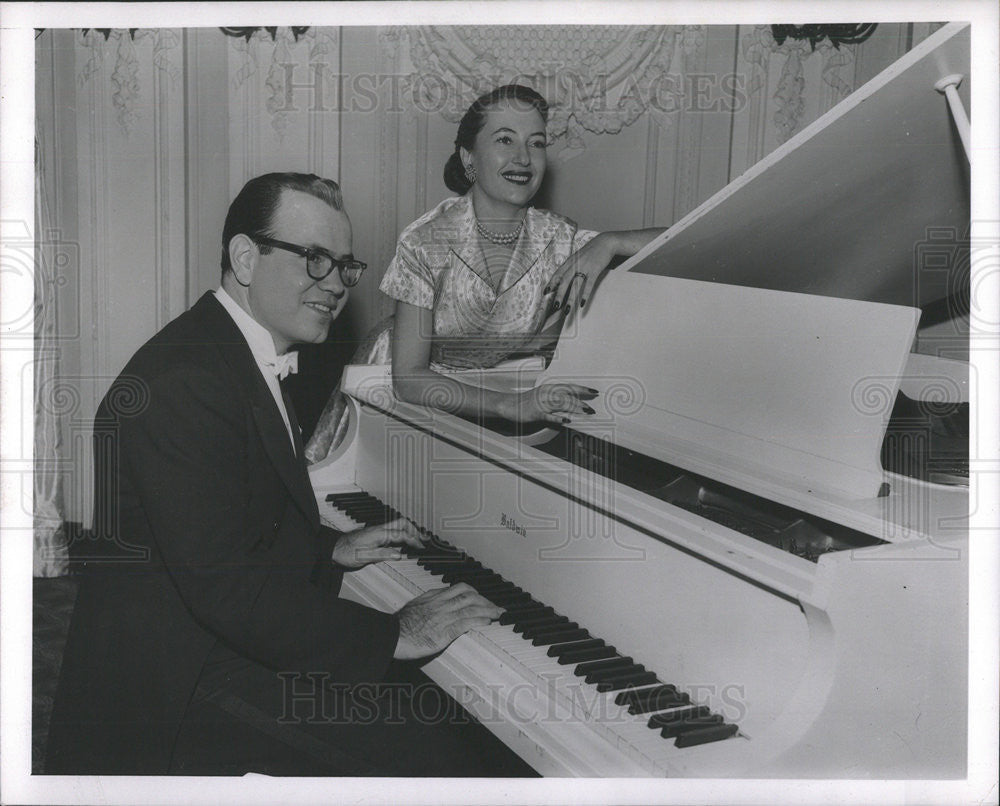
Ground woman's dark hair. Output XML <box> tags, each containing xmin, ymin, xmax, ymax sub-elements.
<box><xmin>220</xmin><ymin>172</ymin><xmax>343</xmax><ymax>277</ymax></box>
<box><xmin>443</xmin><ymin>84</ymin><xmax>549</xmax><ymax>195</ymax></box>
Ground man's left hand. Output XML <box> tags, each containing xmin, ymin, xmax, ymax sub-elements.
<box><xmin>331</xmin><ymin>518</ymin><xmax>427</xmax><ymax>569</ymax></box>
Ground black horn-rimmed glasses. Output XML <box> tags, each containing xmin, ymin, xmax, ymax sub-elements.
<box><xmin>253</xmin><ymin>236</ymin><xmax>366</xmax><ymax>286</ymax></box>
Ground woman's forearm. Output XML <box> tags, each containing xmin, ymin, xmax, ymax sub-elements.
<box><xmin>393</xmin><ymin>366</ymin><xmax>518</xmax><ymax>421</ymax></box>
<box><xmin>604</xmin><ymin>227</ymin><xmax>664</xmax><ymax>257</ymax></box>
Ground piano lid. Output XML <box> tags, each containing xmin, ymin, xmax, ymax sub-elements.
<box><xmin>537</xmin><ymin>24</ymin><xmax>970</xmax><ymax>520</ymax></box>
<box><xmin>622</xmin><ymin>22</ymin><xmax>970</xmax><ymax>309</ymax></box>
<box><xmin>544</xmin><ymin>274</ymin><xmax>919</xmax><ymax>508</ymax></box>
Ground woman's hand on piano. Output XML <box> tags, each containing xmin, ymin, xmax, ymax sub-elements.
<box><xmin>547</xmin><ymin>232</ymin><xmax>618</xmax><ymax>316</ymax></box>
<box><xmin>505</xmin><ymin>382</ymin><xmax>599</xmax><ymax>425</ymax></box>
<box><xmin>393</xmin><ymin>583</ymin><xmax>502</xmax><ymax>660</ymax></box>
<box><xmin>546</xmin><ymin>227</ymin><xmax>663</xmax><ymax>315</ymax></box>
<box><xmin>330</xmin><ymin>518</ymin><xmax>427</xmax><ymax>569</ymax></box>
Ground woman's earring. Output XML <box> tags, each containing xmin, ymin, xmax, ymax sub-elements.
<box><xmin>465</xmin><ymin>163</ymin><xmax>477</xmax><ymax>184</ymax></box>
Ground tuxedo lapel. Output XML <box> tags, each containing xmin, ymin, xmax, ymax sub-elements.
<box><xmin>193</xmin><ymin>294</ymin><xmax>320</xmax><ymax>529</ymax></box>
<box><xmin>249</xmin><ymin>391</ymin><xmax>319</xmax><ymax>528</ymax></box>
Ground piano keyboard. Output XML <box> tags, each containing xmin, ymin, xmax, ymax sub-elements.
<box><xmin>324</xmin><ymin>489</ymin><xmax>743</xmax><ymax>777</ymax></box>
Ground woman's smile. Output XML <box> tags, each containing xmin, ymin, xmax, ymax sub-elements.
<box><xmin>462</xmin><ymin>99</ymin><xmax>548</xmax><ymax>222</ymax></box>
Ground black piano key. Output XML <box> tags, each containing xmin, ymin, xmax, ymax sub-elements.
<box><xmin>513</xmin><ymin>614</ymin><xmax>569</xmax><ymax>634</ymax></box>
<box><xmin>479</xmin><ymin>588</ymin><xmax>525</xmax><ymax>603</ymax></box>
<box><xmin>420</xmin><ymin>542</ymin><xmax>467</xmax><ymax>567</ymax></box>
<box><xmin>549</xmin><ymin>641</ymin><xmax>609</xmax><ymax>661</ymax></box>
<box><xmin>574</xmin><ymin>656</ymin><xmax>634</xmax><ymax>677</ymax></box>
<box><xmin>340</xmin><ymin>502</ymin><xmax>393</xmax><ymax>516</ymax></box>
<box><xmin>594</xmin><ymin>670</ymin><xmax>658</xmax><ymax>692</ymax></box>
<box><xmin>422</xmin><ymin>558</ymin><xmax>480</xmax><ymax>572</ymax></box>
<box><xmin>498</xmin><ymin>606</ymin><xmax>552</xmax><ymax>625</ymax></box>
<box><xmin>522</xmin><ymin>621</ymin><xmax>577</xmax><ymax>640</ymax></box>
<box><xmin>489</xmin><ymin>591</ymin><xmax>533</xmax><ymax>607</ymax></box>
<box><xmin>674</xmin><ymin>722</ymin><xmax>739</xmax><ymax>748</ymax></box>
<box><xmin>660</xmin><ymin>713</ymin><xmax>724</xmax><ymax>740</ymax></box>
<box><xmin>335</xmin><ymin>498</ymin><xmax>384</xmax><ymax>508</ymax></box>
<box><xmin>647</xmin><ymin>706</ymin><xmax>708</xmax><ymax>730</ymax></box>
<box><xmin>478</xmin><ymin>587</ymin><xmax>521</xmax><ymax>602</ymax></box>
<box><xmin>326</xmin><ymin>493</ymin><xmax>400</xmax><ymax>525</ymax></box>
<box><xmin>467</xmin><ymin>578</ymin><xmax>512</xmax><ymax>592</ymax></box>
<box><xmin>419</xmin><ymin>559</ymin><xmax>468</xmax><ymax>573</ymax></box>
<box><xmin>440</xmin><ymin>568</ymin><xmax>495</xmax><ymax>584</ymax></box>
<box><xmin>325</xmin><ymin>492</ymin><xmax>375</xmax><ymax>503</ymax></box>
<box><xmin>340</xmin><ymin>504</ymin><xmax>389</xmax><ymax>516</ymax></box>
<box><xmin>618</xmin><ymin>686</ymin><xmax>691</xmax><ymax>715</ymax></box>
<box><xmin>615</xmin><ymin>683</ymin><xmax>676</xmax><ymax>707</ymax></box>
<box><xmin>531</xmin><ymin>628</ymin><xmax>589</xmax><ymax>647</ymax></box>
<box><xmin>584</xmin><ymin>663</ymin><xmax>646</xmax><ymax>685</ymax></box>
<box><xmin>494</xmin><ymin>599</ymin><xmax>555</xmax><ymax>618</ymax></box>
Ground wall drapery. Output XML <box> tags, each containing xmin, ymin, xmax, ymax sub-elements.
<box><xmin>33</xmin><ymin>136</ymin><xmax>68</xmax><ymax>577</ymax></box>
<box><xmin>382</xmin><ymin>26</ymin><xmax>688</xmax><ymax>161</ymax></box>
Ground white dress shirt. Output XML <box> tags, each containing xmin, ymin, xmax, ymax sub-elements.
<box><xmin>214</xmin><ymin>287</ymin><xmax>298</xmax><ymax>453</ymax></box>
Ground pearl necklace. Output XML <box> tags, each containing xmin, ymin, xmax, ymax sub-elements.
<box><xmin>475</xmin><ymin>218</ymin><xmax>523</xmax><ymax>246</ymax></box>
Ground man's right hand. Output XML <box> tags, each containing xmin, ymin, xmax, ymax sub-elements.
<box><xmin>393</xmin><ymin>583</ymin><xmax>501</xmax><ymax>660</ymax></box>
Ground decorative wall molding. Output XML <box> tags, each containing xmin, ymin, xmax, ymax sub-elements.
<box><xmin>153</xmin><ymin>63</ymin><xmax>170</xmax><ymax>329</ymax></box>
<box><xmin>227</xmin><ymin>26</ymin><xmax>341</xmax><ymax>140</ymax></box>
<box><xmin>380</xmin><ymin>25</ymin><xmax>684</xmax><ymax>161</ymax></box>
<box><xmin>76</xmin><ymin>28</ymin><xmax>180</xmax><ymax>135</ymax></box>
<box><xmin>742</xmin><ymin>25</ymin><xmax>862</xmax><ymax>144</ymax></box>
<box><xmin>676</xmin><ymin>26</ymin><xmax>707</xmax><ymax>218</ymax></box>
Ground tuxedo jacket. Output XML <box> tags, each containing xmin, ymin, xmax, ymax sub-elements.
<box><xmin>46</xmin><ymin>293</ymin><xmax>399</xmax><ymax>774</ymax></box>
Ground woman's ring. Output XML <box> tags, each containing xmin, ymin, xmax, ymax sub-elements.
<box><xmin>573</xmin><ymin>272</ymin><xmax>587</xmax><ymax>281</ymax></box>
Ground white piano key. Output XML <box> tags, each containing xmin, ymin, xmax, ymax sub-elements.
<box><xmin>336</xmin><ymin>511</ymin><xmax>746</xmax><ymax>776</ymax></box>
<box><xmin>384</xmin><ymin>551</ymin><xmax>709</xmax><ymax>763</ymax></box>
<box><xmin>488</xmin><ymin>631</ymin><xmax>673</xmax><ymax>771</ymax></box>
<box><xmin>321</xmin><ymin>504</ymin><xmax>364</xmax><ymax>532</ymax></box>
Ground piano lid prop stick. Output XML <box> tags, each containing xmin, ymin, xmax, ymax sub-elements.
<box><xmin>934</xmin><ymin>73</ymin><xmax>971</xmax><ymax>162</ymax></box>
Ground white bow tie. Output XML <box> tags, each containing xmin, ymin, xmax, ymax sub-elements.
<box><xmin>270</xmin><ymin>352</ymin><xmax>299</xmax><ymax>380</ymax></box>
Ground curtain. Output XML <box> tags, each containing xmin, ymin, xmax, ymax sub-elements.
<box><xmin>33</xmin><ymin>133</ymin><xmax>69</xmax><ymax>577</ymax></box>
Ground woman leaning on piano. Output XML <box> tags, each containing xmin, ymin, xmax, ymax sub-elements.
<box><xmin>305</xmin><ymin>84</ymin><xmax>662</xmax><ymax>463</ymax></box>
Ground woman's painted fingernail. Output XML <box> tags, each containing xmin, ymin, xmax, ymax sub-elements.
<box><xmin>582</xmin><ymin>405</ymin><xmax>595</xmax><ymax>415</ymax></box>
<box><xmin>562</xmin><ymin>417</ymin><xmax>571</xmax><ymax>424</ymax></box>
<box><xmin>588</xmin><ymin>387</ymin><xmax>599</xmax><ymax>394</ymax></box>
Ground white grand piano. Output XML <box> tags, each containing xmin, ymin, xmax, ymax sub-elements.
<box><xmin>309</xmin><ymin>23</ymin><xmax>971</xmax><ymax>777</ymax></box>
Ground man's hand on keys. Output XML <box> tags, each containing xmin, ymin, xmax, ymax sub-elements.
<box><xmin>393</xmin><ymin>583</ymin><xmax>501</xmax><ymax>659</ymax></box>
<box><xmin>331</xmin><ymin>518</ymin><xmax>426</xmax><ymax>569</ymax></box>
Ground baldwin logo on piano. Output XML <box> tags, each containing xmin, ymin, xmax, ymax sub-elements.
<box><xmin>499</xmin><ymin>512</ymin><xmax>527</xmax><ymax>538</ymax></box>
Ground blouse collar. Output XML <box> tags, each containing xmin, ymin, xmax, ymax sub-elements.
<box><xmin>449</xmin><ymin>194</ymin><xmax>555</xmax><ymax>295</ymax></box>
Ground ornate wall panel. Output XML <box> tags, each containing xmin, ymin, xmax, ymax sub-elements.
<box><xmin>225</xmin><ymin>27</ymin><xmax>342</xmax><ymax>198</ymax></box>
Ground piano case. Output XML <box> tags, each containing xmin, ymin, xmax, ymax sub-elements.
<box><xmin>310</xmin><ymin>22</ymin><xmax>971</xmax><ymax>778</ymax></box>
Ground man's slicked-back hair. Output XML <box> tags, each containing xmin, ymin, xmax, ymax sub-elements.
<box><xmin>220</xmin><ymin>172</ymin><xmax>343</xmax><ymax>278</ymax></box>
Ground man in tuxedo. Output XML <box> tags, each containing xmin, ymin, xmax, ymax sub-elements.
<box><xmin>46</xmin><ymin>173</ymin><xmax>532</xmax><ymax>776</ymax></box>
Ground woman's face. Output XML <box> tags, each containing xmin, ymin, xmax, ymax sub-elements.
<box><xmin>462</xmin><ymin>100</ymin><xmax>547</xmax><ymax>219</ymax></box>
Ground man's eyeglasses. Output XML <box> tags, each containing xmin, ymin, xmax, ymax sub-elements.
<box><xmin>253</xmin><ymin>236</ymin><xmax>366</xmax><ymax>286</ymax></box>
